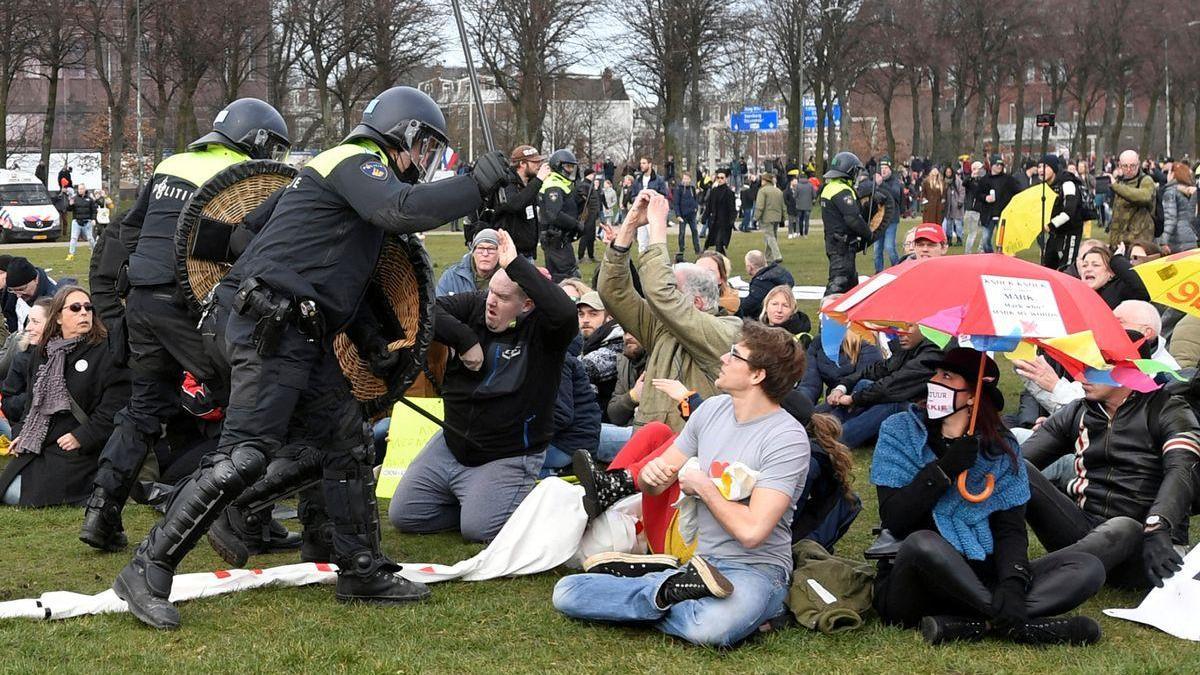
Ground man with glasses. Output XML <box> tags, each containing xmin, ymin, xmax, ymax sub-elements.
<box><xmin>1108</xmin><ymin>150</ymin><xmax>1158</xmax><ymax>245</ymax></box>
<box><xmin>436</xmin><ymin>229</ymin><xmax>503</xmax><ymax>296</ymax></box>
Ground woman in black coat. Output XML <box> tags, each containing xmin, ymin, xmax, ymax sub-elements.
<box><xmin>1</xmin><ymin>287</ymin><xmax>130</xmax><ymax>507</ymax></box>
<box><xmin>1077</xmin><ymin>245</ymin><xmax>1149</xmax><ymax>309</ymax></box>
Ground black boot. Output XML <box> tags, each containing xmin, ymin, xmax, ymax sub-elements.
<box><xmin>919</xmin><ymin>615</ymin><xmax>988</xmax><ymax>645</ymax></box>
<box><xmin>207</xmin><ymin>445</ymin><xmax>323</xmax><ymax>566</ymax></box>
<box><xmin>208</xmin><ymin>505</ymin><xmax>302</xmax><ymax>568</ymax></box>
<box><xmin>113</xmin><ymin>445</ymin><xmax>266</xmax><ymax>629</ymax></box>
<box><xmin>324</xmin><ymin>459</ymin><xmax>430</xmax><ymax>604</ymax></box>
<box><xmin>583</xmin><ymin>551</ymin><xmax>679</xmax><ymax>577</ymax></box>
<box><xmin>573</xmin><ymin>450</ymin><xmax>637</xmax><ymax>520</ymax></box>
<box><xmin>654</xmin><ymin>556</ymin><xmax>733</xmax><ymax>608</ymax></box>
<box><xmin>1006</xmin><ymin>616</ymin><xmax>1102</xmax><ymax>646</ymax></box>
<box><xmin>80</xmin><ymin>487</ymin><xmax>128</xmax><ymax>552</ymax></box>
<box><xmin>299</xmin><ymin>482</ymin><xmax>334</xmax><ymax>563</ymax></box>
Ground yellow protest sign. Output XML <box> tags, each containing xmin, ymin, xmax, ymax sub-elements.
<box><xmin>375</xmin><ymin>398</ymin><xmax>444</xmax><ymax>499</ymax></box>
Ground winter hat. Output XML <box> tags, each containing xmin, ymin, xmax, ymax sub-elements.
<box><xmin>1041</xmin><ymin>154</ymin><xmax>1062</xmax><ymax>175</ymax></box>
<box><xmin>0</xmin><ymin>254</ymin><xmax>12</xmax><ymax>273</ymax></box>
<box><xmin>471</xmin><ymin>228</ymin><xmax>500</xmax><ymax>251</ymax></box>
<box><xmin>5</xmin><ymin>257</ymin><xmax>37</xmax><ymax>288</ymax></box>
<box><xmin>933</xmin><ymin>347</ymin><xmax>1005</xmax><ymax>411</ymax></box>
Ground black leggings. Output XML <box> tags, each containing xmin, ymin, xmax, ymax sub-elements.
<box><xmin>874</xmin><ymin>530</ymin><xmax>1105</xmax><ymax>628</ymax></box>
<box><xmin>1024</xmin><ymin>461</ymin><xmax>1148</xmax><ymax>588</ymax></box>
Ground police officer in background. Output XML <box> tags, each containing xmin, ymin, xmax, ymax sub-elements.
<box><xmin>1038</xmin><ymin>154</ymin><xmax>1086</xmax><ymax>271</ymax></box>
<box><xmin>112</xmin><ymin>86</ymin><xmax>508</xmax><ymax>630</ymax></box>
<box><xmin>79</xmin><ymin>99</ymin><xmax>292</xmax><ymax>554</ymax></box>
<box><xmin>820</xmin><ymin>151</ymin><xmax>874</xmax><ymax>294</ymax></box>
<box><xmin>467</xmin><ymin>145</ymin><xmax>550</xmax><ymax>259</ymax></box>
<box><xmin>539</xmin><ymin>149</ymin><xmax>584</xmax><ymax>281</ymax></box>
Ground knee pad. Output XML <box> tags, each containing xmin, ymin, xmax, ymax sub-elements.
<box><xmin>212</xmin><ymin>445</ymin><xmax>267</xmax><ymax>492</ymax></box>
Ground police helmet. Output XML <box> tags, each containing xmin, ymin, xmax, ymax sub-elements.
<box><xmin>189</xmin><ymin>98</ymin><xmax>290</xmax><ymax>161</ymax></box>
<box><xmin>549</xmin><ymin>149</ymin><xmax>578</xmax><ymax>179</ymax></box>
<box><xmin>345</xmin><ymin>86</ymin><xmax>450</xmax><ymax>182</ymax></box>
<box><xmin>823</xmin><ymin>151</ymin><xmax>863</xmax><ymax>180</ymax></box>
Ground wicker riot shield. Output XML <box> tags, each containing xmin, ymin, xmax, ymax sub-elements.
<box><xmin>175</xmin><ymin>160</ymin><xmax>297</xmax><ymax>314</ymax></box>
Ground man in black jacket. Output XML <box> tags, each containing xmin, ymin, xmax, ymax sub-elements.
<box><xmin>977</xmin><ymin>156</ymin><xmax>1022</xmax><ymax>253</ymax></box>
<box><xmin>737</xmin><ymin>250</ymin><xmax>794</xmax><ymax>319</ymax></box>
<box><xmin>389</xmin><ymin>229</ymin><xmax>578</xmax><ymax>542</ymax></box>
<box><xmin>466</xmin><ymin>145</ymin><xmax>548</xmax><ymax>259</ymax></box>
<box><xmin>822</xmin><ymin>323</ymin><xmax>944</xmax><ymax>447</ymax></box>
<box><xmin>66</xmin><ymin>184</ymin><xmax>99</xmax><ymax>260</ymax></box>
<box><xmin>1022</xmin><ymin>379</ymin><xmax>1199</xmax><ymax>589</ymax></box>
<box><xmin>702</xmin><ymin>170</ymin><xmax>737</xmax><ymax>254</ymax></box>
<box><xmin>1038</xmin><ymin>154</ymin><xmax>1087</xmax><ymax>271</ymax></box>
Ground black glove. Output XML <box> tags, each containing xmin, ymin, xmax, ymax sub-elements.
<box><xmin>471</xmin><ymin>150</ymin><xmax>509</xmax><ymax>198</ymax></box>
<box><xmin>367</xmin><ymin>348</ymin><xmax>403</xmax><ymax>379</ymax></box>
<box><xmin>1143</xmin><ymin>529</ymin><xmax>1184</xmax><ymax>588</ymax></box>
<box><xmin>937</xmin><ymin>435</ymin><xmax>980</xmax><ymax>477</ymax></box>
<box><xmin>989</xmin><ymin>578</ymin><xmax>1029</xmax><ymax>632</ymax></box>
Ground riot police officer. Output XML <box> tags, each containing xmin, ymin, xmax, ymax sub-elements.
<box><xmin>820</xmin><ymin>152</ymin><xmax>874</xmax><ymax>294</ymax></box>
<box><xmin>112</xmin><ymin>85</ymin><xmax>508</xmax><ymax>629</ymax></box>
<box><xmin>1039</xmin><ymin>154</ymin><xmax>1086</xmax><ymax>271</ymax></box>
<box><xmin>80</xmin><ymin>99</ymin><xmax>292</xmax><ymax>553</ymax></box>
<box><xmin>538</xmin><ymin>149</ymin><xmax>583</xmax><ymax>281</ymax></box>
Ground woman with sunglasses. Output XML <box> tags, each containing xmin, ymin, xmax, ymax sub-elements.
<box><xmin>0</xmin><ymin>287</ymin><xmax>129</xmax><ymax>506</ymax></box>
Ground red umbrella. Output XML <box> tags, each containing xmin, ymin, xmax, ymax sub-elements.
<box><xmin>827</xmin><ymin>253</ymin><xmax>1139</xmax><ymax>503</ymax></box>
<box><xmin>827</xmin><ymin>253</ymin><xmax>1138</xmax><ymax>362</ymax></box>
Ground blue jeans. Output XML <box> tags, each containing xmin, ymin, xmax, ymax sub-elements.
<box><xmin>596</xmin><ymin>423</ymin><xmax>633</xmax><ymax>463</ymax></box>
<box><xmin>553</xmin><ymin>557</ymin><xmax>789</xmax><ymax>648</ymax></box>
<box><xmin>678</xmin><ymin>212</ymin><xmax>700</xmax><ymax>254</ymax></box>
<box><xmin>873</xmin><ymin>221</ymin><xmax>900</xmax><ymax>272</ymax></box>
<box><xmin>797</xmin><ymin>210</ymin><xmax>811</xmax><ymax>236</ymax></box>
<box><xmin>69</xmin><ymin>219</ymin><xmax>95</xmax><ymax>254</ymax></box>
<box><xmin>942</xmin><ymin>217</ymin><xmax>962</xmax><ymax>243</ymax></box>
<box><xmin>540</xmin><ymin>444</ymin><xmax>572</xmax><ymax>477</ymax></box>
<box><xmin>740</xmin><ymin>204</ymin><xmax>755</xmax><ymax>232</ymax></box>
<box><xmin>981</xmin><ymin>218</ymin><xmax>997</xmax><ymax>253</ymax></box>
<box><xmin>819</xmin><ymin>379</ymin><xmax>906</xmax><ymax>448</ymax></box>
<box><xmin>372</xmin><ymin>417</ymin><xmax>390</xmax><ymax>466</ymax></box>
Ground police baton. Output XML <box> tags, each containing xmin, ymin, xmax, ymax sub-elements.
<box><xmin>449</xmin><ymin>0</ymin><xmax>506</xmax><ymax>205</ymax></box>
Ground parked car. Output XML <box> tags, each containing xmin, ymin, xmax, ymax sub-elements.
<box><xmin>0</xmin><ymin>170</ymin><xmax>61</xmax><ymax>243</ymax></box>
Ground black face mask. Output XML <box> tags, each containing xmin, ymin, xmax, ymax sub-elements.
<box><xmin>397</xmin><ymin>162</ymin><xmax>421</xmax><ymax>184</ymax></box>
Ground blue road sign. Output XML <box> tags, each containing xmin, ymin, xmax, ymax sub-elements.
<box><xmin>729</xmin><ymin>109</ymin><xmax>779</xmax><ymax>132</ymax></box>
<box><xmin>803</xmin><ymin>104</ymin><xmax>842</xmax><ymax>130</ymax></box>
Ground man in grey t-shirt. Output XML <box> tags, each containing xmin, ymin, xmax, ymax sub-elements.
<box><xmin>553</xmin><ymin>321</ymin><xmax>809</xmax><ymax>648</ymax></box>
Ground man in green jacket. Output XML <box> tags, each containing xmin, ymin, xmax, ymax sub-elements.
<box><xmin>1109</xmin><ymin>150</ymin><xmax>1157</xmax><ymax>245</ymax></box>
<box><xmin>755</xmin><ymin>172</ymin><xmax>787</xmax><ymax>263</ymax></box>
<box><xmin>597</xmin><ymin>191</ymin><xmax>742</xmax><ymax>433</ymax></box>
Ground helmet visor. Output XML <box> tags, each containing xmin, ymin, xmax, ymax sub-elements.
<box><xmin>251</xmin><ymin>128</ymin><xmax>292</xmax><ymax>162</ymax></box>
<box><xmin>401</xmin><ymin>122</ymin><xmax>449</xmax><ymax>182</ymax></box>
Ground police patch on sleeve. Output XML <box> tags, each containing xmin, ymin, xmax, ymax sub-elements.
<box><xmin>360</xmin><ymin>160</ymin><xmax>388</xmax><ymax>181</ymax></box>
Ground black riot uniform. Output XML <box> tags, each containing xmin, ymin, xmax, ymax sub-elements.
<box><xmin>539</xmin><ymin>149</ymin><xmax>583</xmax><ymax>281</ymax></box>
<box><xmin>112</xmin><ymin>86</ymin><xmax>509</xmax><ymax>630</ymax></box>
<box><xmin>80</xmin><ymin>99</ymin><xmax>292</xmax><ymax>553</ymax></box>
<box><xmin>820</xmin><ymin>152</ymin><xmax>874</xmax><ymax>294</ymax></box>
<box><xmin>1041</xmin><ymin>163</ymin><xmax>1086</xmax><ymax>272</ymax></box>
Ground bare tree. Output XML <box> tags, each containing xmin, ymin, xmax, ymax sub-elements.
<box><xmin>0</xmin><ymin>0</ymin><xmax>36</xmax><ymax>164</ymax></box>
<box><xmin>760</xmin><ymin>0</ymin><xmax>809</xmax><ymax>163</ymax></box>
<box><xmin>294</xmin><ymin>0</ymin><xmax>364</xmax><ymax>145</ymax></box>
<box><xmin>465</xmin><ymin>0</ymin><xmax>592</xmax><ymax>149</ymax></box>
<box><xmin>83</xmin><ymin>0</ymin><xmax>142</xmax><ymax>200</ymax></box>
<box><xmin>141</xmin><ymin>5</ymin><xmax>178</xmax><ymax>164</ymax></box>
<box><xmin>160</xmin><ymin>0</ymin><xmax>225</xmax><ymax>150</ymax></box>
<box><xmin>612</xmin><ymin>0</ymin><xmax>737</xmax><ymax>167</ymax></box>
<box><xmin>30</xmin><ymin>0</ymin><xmax>86</xmax><ymax>172</ymax></box>
<box><xmin>215</xmin><ymin>3</ymin><xmax>271</xmax><ymax>102</ymax></box>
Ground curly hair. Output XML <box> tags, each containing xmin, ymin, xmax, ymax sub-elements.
<box><xmin>739</xmin><ymin>319</ymin><xmax>805</xmax><ymax>403</ymax></box>
<box><xmin>807</xmin><ymin>413</ymin><xmax>855</xmax><ymax>498</ymax></box>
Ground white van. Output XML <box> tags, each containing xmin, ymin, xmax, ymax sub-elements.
<box><xmin>0</xmin><ymin>170</ymin><xmax>62</xmax><ymax>243</ymax></box>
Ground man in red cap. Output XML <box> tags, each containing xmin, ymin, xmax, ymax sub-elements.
<box><xmin>911</xmin><ymin>223</ymin><xmax>949</xmax><ymax>260</ymax></box>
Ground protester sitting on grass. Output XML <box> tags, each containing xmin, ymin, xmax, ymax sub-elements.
<box><xmin>555</xmin><ymin>321</ymin><xmax>809</xmax><ymax>648</ymax></box>
<box><xmin>822</xmin><ymin>322</ymin><xmax>945</xmax><ymax>448</ymax></box>
<box><xmin>436</xmin><ymin>228</ymin><xmax>502</xmax><ymax>297</ymax></box>
<box><xmin>1021</xmin><ymin>336</ymin><xmax>1199</xmax><ymax>590</ymax></box>
<box><xmin>575</xmin><ymin>291</ymin><xmax>625</xmax><ymax>413</ymax></box>
<box><xmin>798</xmin><ymin>295</ymin><xmax>883</xmax><ymax>405</ymax></box>
<box><xmin>1077</xmin><ymin>245</ymin><xmax>1150</xmax><ymax>309</ymax></box>
<box><xmin>390</xmin><ymin>230</ymin><xmax>577</xmax><ymax>542</ymax></box>
<box><xmin>696</xmin><ymin>251</ymin><xmax>740</xmax><ymax>315</ymax></box>
<box><xmin>759</xmin><ymin>285</ymin><xmax>812</xmax><ymax>347</ymax></box>
<box><xmin>597</xmin><ymin>191</ymin><xmax>741</xmax><ymax>434</ymax></box>
<box><xmin>871</xmin><ymin>348</ymin><xmax>1105</xmax><ymax>646</ymax></box>
<box><xmin>737</xmin><ymin>250</ymin><xmax>794</xmax><ymax>320</ymax></box>
<box><xmin>0</xmin><ymin>299</ymin><xmax>52</xmax><ymax>439</ymax></box>
<box><xmin>600</xmin><ymin>332</ymin><xmax>647</xmax><ymax>457</ymax></box>
<box><xmin>540</xmin><ymin>334</ymin><xmax>602</xmax><ymax>477</ymax></box>
<box><xmin>0</xmin><ymin>287</ymin><xmax>130</xmax><ymax>507</ymax></box>
<box><xmin>3</xmin><ymin>257</ymin><xmax>59</xmax><ymax>330</ymax></box>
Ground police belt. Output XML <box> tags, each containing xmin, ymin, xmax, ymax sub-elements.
<box><xmin>233</xmin><ymin>277</ymin><xmax>325</xmax><ymax>356</ymax></box>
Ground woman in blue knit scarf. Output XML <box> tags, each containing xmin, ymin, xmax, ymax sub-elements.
<box><xmin>869</xmin><ymin>347</ymin><xmax>1105</xmax><ymax>646</ymax></box>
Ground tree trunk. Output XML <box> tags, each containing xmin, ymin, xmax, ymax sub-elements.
<box><xmin>989</xmin><ymin>86</ymin><xmax>1002</xmax><ymax>153</ymax></box>
<box><xmin>175</xmin><ymin>84</ymin><xmax>199</xmax><ymax>152</ymax></box>
<box><xmin>1013</xmin><ymin>67</ymin><xmax>1026</xmax><ymax>167</ymax></box>
<box><xmin>949</xmin><ymin>85</ymin><xmax>966</xmax><ymax>160</ymax></box>
<box><xmin>839</xmin><ymin>87</ymin><xmax>851</xmax><ymax>153</ymax></box>
<box><xmin>109</xmin><ymin>102</ymin><xmax>127</xmax><ymax>199</ymax></box>
<box><xmin>814</xmin><ymin>83</ymin><xmax>826</xmax><ymax>170</ymax></box>
<box><xmin>1140</xmin><ymin>94</ymin><xmax>1158</xmax><ymax>159</ymax></box>
<box><xmin>1110</xmin><ymin>88</ymin><xmax>1127</xmax><ymax>157</ymax></box>
<box><xmin>787</xmin><ymin>77</ymin><xmax>802</xmax><ymax>163</ymax></box>
<box><xmin>0</xmin><ymin>77</ymin><xmax>10</xmax><ymax>166</ymax></box>
<box><xmin>39</xmin><ymin>65</ymin><xmax>62</xmax><ymax>177</ymax></box>
<box><xmin>972</xmin><ymin>97</ymin><xmax>986</xmax><ymax>158</ymax></box>
<box><xmin>929</xmin><ymin>66</ymin><xmax>942</xmax><ymax>160</ymax></box>
<box><xmin>908</xmin><ymin>73</ymin><xmax>921</xmax><ymax>160</ymax></box>
<box><xmin>882</xmin><ymin>92</ymin><xmax>896</xmax><ymax>161</ymax></box>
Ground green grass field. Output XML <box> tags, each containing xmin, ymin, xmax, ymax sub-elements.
<box><xmin>2</xmin><ymin>227</ymin><xmax>1198</xmax><ymax>673</ymax></box>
